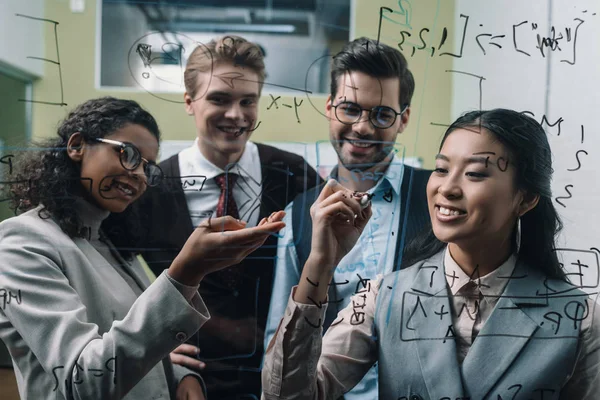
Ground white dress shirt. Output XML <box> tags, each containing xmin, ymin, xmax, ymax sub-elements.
<box><xmin>178</xmin><ymin>139</ymin><xmax>262</xmax><ymax>228</ymax></box>
<box><xmin>444</xmin><ymin>248</ymin><xmax>517</xmax><ymax>363</ymax></box>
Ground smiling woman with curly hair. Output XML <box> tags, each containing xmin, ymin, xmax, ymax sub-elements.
<box><xmin>0</xmin><ymin>96</ymin><xmax>286</xmax><ymax>400</ymax></box>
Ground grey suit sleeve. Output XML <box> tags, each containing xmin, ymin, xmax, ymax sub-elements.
<box><xmin>0</xmin><ymin>217</ymin><xmax>210</xmax><ymax>399</ymax></box>
<box><xmin>172</xmin><ymin>364</ymin><xmax>207</xmax><ymax>398</ymax></box>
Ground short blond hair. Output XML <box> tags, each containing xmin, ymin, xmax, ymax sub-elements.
<box><xmin>184</xmin><ymin>35</ymin><xmax>266</xmax><ymax>98</ymax></box>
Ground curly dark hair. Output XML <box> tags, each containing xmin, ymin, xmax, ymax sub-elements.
<box><xmin>8</xmin><ymin>97</ymin><xmax>161</xmax><ymax>241</ymax></box>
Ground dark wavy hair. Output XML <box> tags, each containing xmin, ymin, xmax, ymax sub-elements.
<box><xmin>331</xmin><ymin>37</ymin><xmax>415</xmax><ymax>109</ymax></box>
<box><xmin>402</xmin><ymin>109</ymin><xmax>565</xmax><ymax>279</ymax></box>
<box><xmin>8</xmin><ymin>97</ymin><xmax>160</xmax><ymax>241</ymax></box>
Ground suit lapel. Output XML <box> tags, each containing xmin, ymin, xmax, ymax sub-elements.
<box><xmin>410</xmin><ymin>252</ymin><xmax>465</xmax><ymax>399</ymax></box>
<box><xmin>257</xmin><ymin>145</ymin><xmax>273</xmax><ymax>221</ymax></box>
<box><xmin>461</xmin><ymin>260</ymin><xmax>541</xmax><ymax>399</ymax></box>
<box><xmin>118</xmin><ymin>255</ymin><xmax>151</xmax><ymax>290</ymax></box>
<box><xmin>163</xmin><ymin>154</ymin><xmax>194</xmax><ymax>242</ymax></box>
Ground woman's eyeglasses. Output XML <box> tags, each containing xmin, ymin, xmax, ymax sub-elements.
<box><xmin>331</xmin><ymin>101</ymin><xmax>408</xmax><ymax>129</ymax></box>
<box><xmin>94</xmin><ymin>138</ymin><xmax>163</xmax><ymax>187</ymax></box>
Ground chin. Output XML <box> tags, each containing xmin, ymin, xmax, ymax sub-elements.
<box><xmin>218</xmin><ymin>141</ymin><xmax>246</xmax><ymax>154</ymax></box>
<box><xmin>431</xmin><ymin>225</ymin><xmax>461</xmax><ymax>244</ymax></box>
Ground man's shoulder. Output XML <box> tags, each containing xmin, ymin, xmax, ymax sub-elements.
<box><xmin>158</xmin><ymin>153</ymin><xmax>180</xmax><ymax>175</ymax></box>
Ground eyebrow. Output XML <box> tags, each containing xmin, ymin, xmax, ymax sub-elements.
<box><xmin>207</xmin><ymin>90</ymin><xmax>258</xmax><ymax>99</ymax></box>
<box><xmin>435</xmin><ymin>153</ymin><xmax>495</xmax><ymax>167</ymax></box>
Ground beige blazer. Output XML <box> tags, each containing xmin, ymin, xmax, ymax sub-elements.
<box><xmin>0</xmin><ymin>207</ymin><xmax>209</xmax><ymax>399</ymax></box>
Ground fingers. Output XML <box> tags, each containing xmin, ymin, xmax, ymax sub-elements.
<box><xmin>317</xmin><ymin>190</ymin><xmax>363</xmax><ymax>218</ymax></box>
<box><xmin>200</xmin><ymin>216</ymin><xmax>246</xmax><ymax>232</ymax></box>
<box><xmin>354</xmin><ymin>201</ymin><xmax>373</xmax><ymax>231</ymax></box>
<box><xmin>170</xmin><ymin>352</ymin><xmax>205</xmax><ymax>370</ymax></box>
<box><xmin>258</xmin><ymin>210</ymin><xmax>286</xmax><ymax>226</ymax></box>
<box><xmin>173</xmin><ymin>343</ymin><xmax>201</xmax><ymax>356</ymax></box>
<box><xmin>315</xmin><ymin>179</ymin><xmax>345</xmax><ymax>204</ymax></box>
<box><xmin>318</xmin><ymin>201</ymin><xmax>357</xmax><ymax>224</ymax></box>
<box><xmin>228</xmin><ymin>221</ymin><xmax>286</xmax><ymax>244</ymax></box>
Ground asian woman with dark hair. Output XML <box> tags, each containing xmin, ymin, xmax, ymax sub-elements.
<box><xmin>0</xmin><ymin>97</ymin><xmax>285</xmax><ymax>400</ymax></box>
<box><xmin>262</xmin><ymin>109</ymin><xmax>600</xmax><ymax>399</ymax></box>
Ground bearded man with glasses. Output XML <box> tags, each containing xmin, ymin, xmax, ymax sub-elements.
<box><xmin>263</xmin><ymin>37</ymin><xmax>433</xmax><ymax>400</ymax></box>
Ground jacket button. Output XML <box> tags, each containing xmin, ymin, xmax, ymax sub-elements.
<box><xmin>175</xmin><ymin>332</ymin><xmax>187</xmax><ymax>342</ymax></box>
<box><xmin>410</xmin><ymin>395</ymin><xmax>422</xmax><ymax>400</ymax></box>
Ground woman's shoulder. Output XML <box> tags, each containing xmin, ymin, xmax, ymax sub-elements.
<box><xmin>0</xmin><ymin>205</ymin><xmax>70</xmax><ymax>245</ymax></box>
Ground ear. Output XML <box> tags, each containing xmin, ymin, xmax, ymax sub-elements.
<box><xmin>517</xmin><ymin>191</ymin><xmax>540</xmax><ymax>217</ymax></box>
<box><xmin>184</xmin><ymin>92</ymin><xmax>194</xmax><ymax>115</ymax></box>
<box><xmin>66</xmin><ymin>132</ymin><xmax>85</xmax><ymax>162</ymax></box>
<box><xmin>397</xmin><ymin>106</ymin><xmax>411</xmax><ymax>134</ymax></box>
<box><xmin>324</xmin><ymin>94</ymin><xmax>333</xmax><ymax>119</ymax></box>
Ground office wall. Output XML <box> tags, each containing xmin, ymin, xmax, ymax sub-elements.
<box><xmin>0</xmin><ymin>73</ymin><xmax>29</xmax><ymax>222</ymax></box>
<box><xmin>0</xmin><ymin>0</ymin><xmax>45</xmax><ymax>78</ymax></box>
<box><xmin>32</xmin><ymin>0</ymin><xmax>455</xmax><ymax>168</ymax></box>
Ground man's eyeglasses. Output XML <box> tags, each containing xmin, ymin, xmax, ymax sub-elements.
<box><xmin>94</xmin><ymin>138</ymin><xmax>163</xmax><ymax>187</ymax></box>
<box><xmin>331</xmin><ymin>101</ymin><xmax>408</xmax><ymax>129</ymax></box>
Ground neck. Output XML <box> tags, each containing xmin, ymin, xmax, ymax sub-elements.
<box><xmin>448</xmin><ymin>237</ymin><xmax>513</xmax><ymax>278</ymax></box>
<box><xmin>336</xmin><ymin>157</ymin><xmax>392</xmax><ymax>192</ymax></box>
<box><xmin>197</xmin><ymin>141</ymin><xmax>244</xmax><ymax>170</ymax></box>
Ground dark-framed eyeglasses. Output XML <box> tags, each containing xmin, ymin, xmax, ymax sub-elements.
<box><xmin>331</xmin><ymin>101</ymin><xmax>408</xmax><ymax>129</ymax></box>
<box><xmin>94</xmin><ymin>138</ymin><xmax>163</xmax><ymax>187</ymax></box>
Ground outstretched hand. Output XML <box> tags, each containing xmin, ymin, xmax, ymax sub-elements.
<box><xmin>168</xmin><ymin>212</ymin><xmax>286</xmax><ymax>286</ymax></box>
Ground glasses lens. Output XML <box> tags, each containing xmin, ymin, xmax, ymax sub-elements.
<box><xmin>120</xmin><ymin>144</ymin><xmax>141</xmax><ymax>170</ymax></box>
<box><xmin>335</xmin><ymin>102</ymin><xmax>362</xmax><ymax>124</ymax></box>
<box><xmin>371</xmin><ymin>107</ymin><xmax>397</xmax><ymax>128</ymax></box>
<box><xmin>144</xmin><ymin>164</ymin><xmax>163</xmax><ymax>187</ymax></box>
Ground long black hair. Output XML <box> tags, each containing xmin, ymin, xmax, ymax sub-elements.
<box><xmin>9</xmin><ymin>97</ymin><xmax>160</xmax><ymax>240</ymax></box>
<box><xmin>401</xmin><ymin>109</ymin><xmax>565</xmax><ymax>279</ymax></box>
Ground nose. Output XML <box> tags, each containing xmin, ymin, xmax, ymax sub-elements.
<box><xmin>437</xmin><ymin>175</ymin><xmax>462</xmax><ymax>199</ymax></box>
<box><xmin>353</xmin><ymin>112</ymin><xmax>376</xmax><ymax>136</ymax></box>
<box><xmin>224</xmin><ymin>102</ymin><xmax>244</xmax><ymax>121</ymax></box>
<box><xmin>128</xmin><ymin>161</ymin><xmax>146</xmax><ymax>184</ymax></box>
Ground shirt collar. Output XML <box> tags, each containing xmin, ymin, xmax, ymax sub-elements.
<box><xmin>181</xmin><ymin>138</ymin><xmax>258</xmax><ymax>180</ymax></box>
<box><xmin>444</xmin><ymin>247</ymin><xmax>517</xmax><ymax>305</ymax></box>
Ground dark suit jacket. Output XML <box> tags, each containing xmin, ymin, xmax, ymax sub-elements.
<box><xmin>106</xmin><ymin>143</ymin><xmax>320</xmax><ymax>399</ymax></box>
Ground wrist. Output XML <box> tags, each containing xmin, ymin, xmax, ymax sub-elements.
<box><xmin>304</xmin><ymin>254</ymin><xmax>336</xmax><ymax>280</ymax></box>
<box><xmin>168</xmin><ymin>256</ymin><xmax>204</xmax><ymax>286</ymax></box>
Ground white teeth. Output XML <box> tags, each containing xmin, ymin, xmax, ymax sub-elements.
<box><xmin>116</xmin><ymin>182</ymin><xmax>133</xmax><ymax>195</ymax></box>
<box><xmin>220</xmin><ymin>126</ymin><xmax>245</xmax><ymax>134</ymax></box>
<box><xmin>439</xmin><ymin>206</ymin><xmax>463</xmax><ymax>216</ymax></box>
<box><xmin>348</xmin><ymin>140</ymin><xmax>373</xmax><ymax>148</ymax></box>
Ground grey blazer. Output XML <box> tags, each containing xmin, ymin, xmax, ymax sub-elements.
<box><xmin>0</xmin><ymin>207</ymin><xmax>209</xmax><ymax>399</ymax></box>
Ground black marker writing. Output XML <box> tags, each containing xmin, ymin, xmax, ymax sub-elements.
<box><xmin>16</xmin><ymin>14</ymin><xmax>66</xmax><ymax>106</ymax></box>
<box><xmin>0</xmin><ymin>288</ymin><xmax>22</xmax><ymax>310</ymax></box>
<box><xmin>440</xmin><ymin>14</ymin><xmax>469</xmax><ymax>58</ymax></box>
<box><xmin>567</xmin><ymin>150</ymin><xmax>588</xmax><ymax>172</ymax></box>
<box><xmin>267</xmin><ymin>94</ymin><xmax>281</xmax><ymax>110</ymax></box>
<box><xmin>555</xmin><ymin>184</ymin><xmax>574</xmax><ymax>208</ymax></box>
<box><xmin>561</xmin><ymin>18</ymin><xmax>584</xmax><ymax>65</ymax></box>
<box><xmin>0</xmin><ymin>155</ymin><xmax>14</xmax><ymax>175</ymax></box>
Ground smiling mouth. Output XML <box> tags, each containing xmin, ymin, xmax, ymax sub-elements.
<box><xmin>218</xmin><ymin>126</ymin><xmax>249</xmax><ymax>137</ymax></box>
<box><xmin>113</xmin><ymin>180</ymin><xmax>137</xmax><ymax>197</ymax></box>
<box><xmin>344</xmin><ymin>138</ymin><xmax>377</xmax><ymax>149</ymax></box>
<box><xmin>436</xmin><ymin>205</ymin><xmax>466</xmax><ymax>216</ymax></box>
